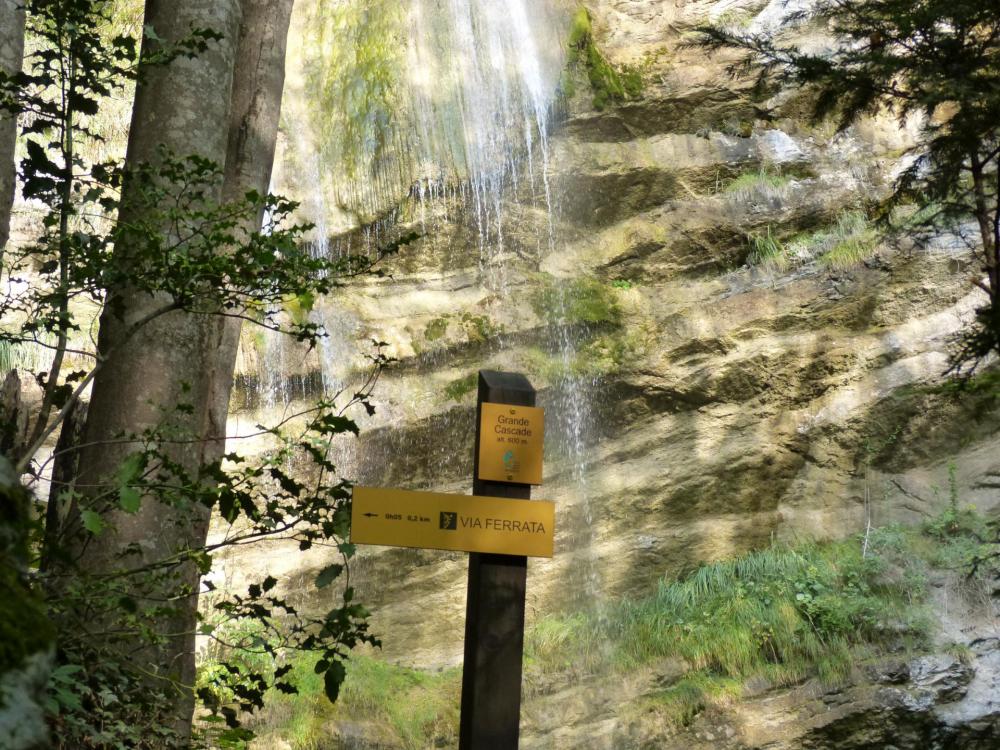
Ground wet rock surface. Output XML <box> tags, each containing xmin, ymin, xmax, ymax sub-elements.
<box><xmin>229</xmin><ymin>0</ymin><xmax>1000</xmax><ymax>746</ymax></box>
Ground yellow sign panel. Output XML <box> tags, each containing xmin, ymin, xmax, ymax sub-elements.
<box><xmin>351</xmin><ymin>486</ymin><xmax>554</xmax><ymax>558</ymax></box>
<box><xmin>478</xmin><ymin>402</ymin><xmax>544</xmax><ymax>485</ymax></box>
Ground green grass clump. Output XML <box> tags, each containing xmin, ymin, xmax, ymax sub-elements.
<box><xmin>784</xmin><ymin>211</ymin><xmax>878</xmax><ymax>269</ymax></box>
<box><xmin>755</xmin><ymin>211</ymin><xmax>880</xmax><ymax>273</ymax></box>
<box><xmin>746</xmin><ymin>225</ymin><xmax>789</xmax><ymax>270</ymax></box>
<box><xmin>566</xmin><ymin>7</ymin><xmax>643</xmax><ymax>110</ymax></box>
<box><xmin>250</xmin><ymin>654</ymin><xmax>460</xmax><ymax>750</ymax></box>
<box><xmin>818</xmin><ymin>211</ymin><xmax>879</xmax><ymax>268</ymax></box>
<box><xmin>529</xmin><ymin>538</ymin><xmax>922</xmax><ymax>684</ymax></box>
<box><xmin>725</xmin><ymin>169</ymin><xmax>792</xmax><ymax>200</ymax></box>
<box><xmin>524</xmin><ymin>516</ymin><xmax>994</xmax><ymax>726</ymax></box>
<box><xmin>640</xmin><ymin>671</ymin><xmax>742</xmax><ymax>726</ymax></box>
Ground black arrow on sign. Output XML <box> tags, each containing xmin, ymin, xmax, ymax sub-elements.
<box><xmin>363</xmin><ymin>512</ymin><xmax>378</xmax><ymax>518</ymax></box>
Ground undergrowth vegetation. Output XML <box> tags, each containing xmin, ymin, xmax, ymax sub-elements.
<box><xmin>241</xmin><ymin>654</ymin><xmax>460</xmax><ymax>750</ymax></box>
<box><xmin>524</xmin><ymin>510</ymin><xmax>995</xmax><ymax>727</ymax></box>
<box><xmin>202</xmin><ymin>510</ymin><xmax>996</xmax><ymax>747</ymax></box>
<box><xmin>746</xmin><ymin>211</ymin><xmax>879</xmax><ymax>271</ymax></box>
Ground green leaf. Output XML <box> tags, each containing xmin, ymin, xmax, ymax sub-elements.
<box><xmin>323</xmin><ymin>660</ymin><xmax>347</xmax><ymax>703</ymax></box>
<box><xmin>81</xmin><ymin>510</ymin><xmax>105</xmax><ymax>535</ymax></box>
<box><xmin>119</xmin><ymin>486</ymin><xmax>141</xmax><ymax>513</ymax></box>
<box><xmin>315</xmin><ymin>563</ymin><xmax>343</xmax><ymax>589</ymax></box>
<box><xmin>117</xmin><ymin>452</ymin><xmax>145</xmax><ymax>484</ymax></box>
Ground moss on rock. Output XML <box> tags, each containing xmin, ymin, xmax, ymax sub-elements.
<box><xmin>565</xmin><ymin>7</ymin><xmax>643</xmax><ymax>111</ymax></box>
<box><xmin>444</xmin><ymin>372</ymin><xmax>478</xmax><ymax>402</ymax></box>
<box><xmin>424</xmin><ymin>317</ymin><xmax>449</xmax><ymax>342</ymax></box>
<box><xmin>530</xmin><ymin>273</ymin><xmax>622</xmax><ymax>327</ymax></box>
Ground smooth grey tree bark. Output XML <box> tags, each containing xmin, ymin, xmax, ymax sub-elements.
<box><xmin>0</xmin><ymin>0</ymin><xmax>25</xmax><ymax>257</ymax></box>
<box><xmin>73</xmin><ymin>0</ymin><xmax>243</xmax><ymax>740</ymax></box>
<box><xmin>70</xmin><ymin>0</ymin><xmax>295</xmax><ymax>739</ymax></box>
<box><xmin>208</xmin><ymin>0</ymin><xmax>296</xmax><ymax>465</ymax></box>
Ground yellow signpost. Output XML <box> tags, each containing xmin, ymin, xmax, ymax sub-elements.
<box><xmin>351</xmin><ymin>486</ymin><xmax>554</xmax><ymax>558</ymax></box>
<box><xmin>477</xmin><ymin>402</ymin><xmax>544</xmax><ymax>484</ymax></box>
<box><xmin>349</xmin><ymin>371</ymin><xmax>548</xmax><ymax>750</ymax></box>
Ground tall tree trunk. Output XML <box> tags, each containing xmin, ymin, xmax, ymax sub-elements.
<box><xmin>73</xmin><ymin>0</ymin><xmax>243</xmax><ymax>740</ymax></box>
<box><xmin>70</xmin><ymin>0</ymin><xmax>295</xmax><ymax>739</ymax></box>
<box><xmin>0</xmin><ymin>0</ymin><xmax>25</xmax><ymax>258</ymax></box>
<box><xmin>208</xmin><ymin>0</ymin><xmax>295</xmax><ymax>465</ymax></box>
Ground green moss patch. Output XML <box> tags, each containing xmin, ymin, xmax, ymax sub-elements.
<box><xmin>565</xmin><ymin>7</ymin><xmax>643</xmax><ymax>111</ymax></box>
<box><xmin>424</xmin><ymin>317</ymin><xmax>449</xmax><ymax>342</ymax></box>
<box><xmin>444</xmin><ymin>372</ymin><xmax>478</xmax><ymax>402</ymax></box>
<box><xmin>530</xmin><ymin>274</ymin><xmax>622</xmax><ymax>328</ymax></box>
<box><xmin>459</xmin><ymin>313</ymin><xmax>502</xmax><ymax>343</ymax></box>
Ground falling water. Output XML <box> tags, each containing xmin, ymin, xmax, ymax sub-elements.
<box><xmin>257</xmin><ymin>0</ymin><xmax>605</xmax><ymax>610</ymax></box>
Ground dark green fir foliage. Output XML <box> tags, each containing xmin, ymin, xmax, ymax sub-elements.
<box><xmin>0</xmin><ymin>2</ymin><xmax>401</xmax><ymax>747</ymax></box>
<box><xmin>697</xmin><ymin>0</ymin><xmax>1000</xmax><ymax>374</ymax></box>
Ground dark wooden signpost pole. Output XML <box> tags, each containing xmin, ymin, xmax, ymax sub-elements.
<box><xmin>459</xmin><ymin>370</ymin><xmax>535</xmax><ymax>750</ymax></box>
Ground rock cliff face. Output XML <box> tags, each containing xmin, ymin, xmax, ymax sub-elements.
<box><xmin>236</xmin><ymin>0</ymin><xmax>1000</xmax><ymax>746</ymax></box>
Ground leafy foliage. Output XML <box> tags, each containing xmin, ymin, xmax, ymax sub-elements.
<box><xmin>0</xmin><ymin>1</ymin><xmax>397</xmax><ymax>746</ymax></box>
<box><xmin>244</xmin><ymin>653</ymin><xmax>461</xmax><ymax>750</ymax></box>
<box><xmin>697</xmin><ymin>0</ymin><xmax>1000</xmax><ymax>374</ymax></box>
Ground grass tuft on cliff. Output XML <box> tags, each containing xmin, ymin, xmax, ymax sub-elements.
<box><xmin>725</xmin><ymin>168</ymin><xmax>792</xmax><ymax>202</ymax></box>
<box><xmin>745</xmin><ymin>210</ymin><xmax>880</xmax><ymax>272</ymax></box>
<box><xmin>525</xmin><ymin>510</ymin><xmax>994</xmax><ymax>726</ymax></box>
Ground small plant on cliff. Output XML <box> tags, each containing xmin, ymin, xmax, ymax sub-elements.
<box><xmin>746</xmin><ymin>225</ymin><xmax>789</xmax><ymax>270</ymax></box>
<box><xmin>697</xmin><ymin>0</ymin><xmax>1000</xmax><ymax>376</ymax></box>
<box><xmin>564</xmin><ymin>7</ymin><xmax>643</xmax><ymax>111</ymax></box>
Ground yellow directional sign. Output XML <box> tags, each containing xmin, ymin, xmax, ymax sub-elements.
<box><xmin>478</xmin><ymin>402</ymin><xmax>544</xmax><ymax>484</ymax></box>
<box><xmin>351</xmin><ymin>486</ymin><xmax>554</xmax><ymax>558</ymax></box>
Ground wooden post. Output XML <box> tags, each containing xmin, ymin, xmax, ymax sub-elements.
<box><xmin>459</xmin><ymin>370</ymin><xmax>535</xmax><ymax>750</ymax></box>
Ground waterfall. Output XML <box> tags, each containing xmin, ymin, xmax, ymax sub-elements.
<box><xmin>255</xmin><ymin>0</ymin><xmax>606</xmax><ymax>614</ymax></box>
